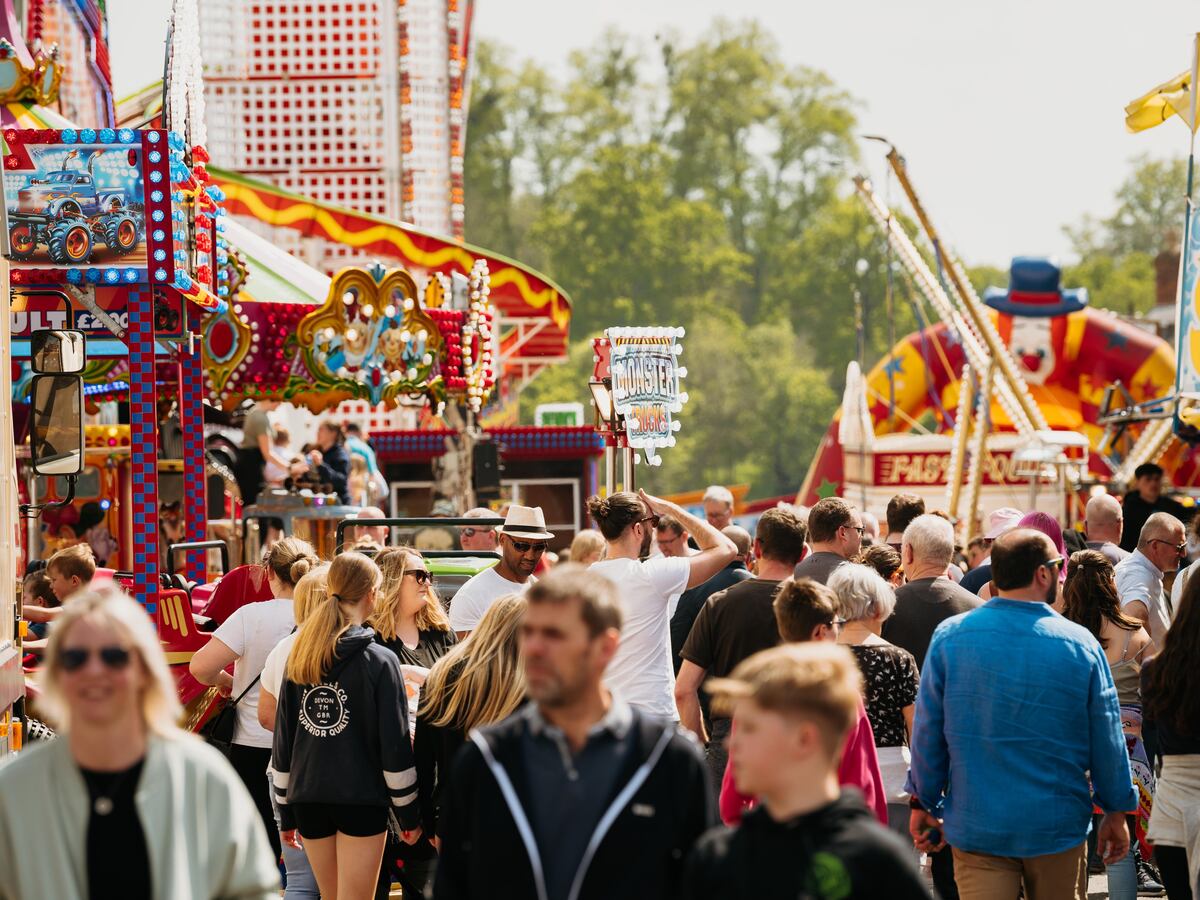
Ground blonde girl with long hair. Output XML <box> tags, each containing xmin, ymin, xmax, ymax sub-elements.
<box><xmin>0</xmin><ymin>589</ymin><xmax>279</xmax><ymax>898</ymax></box>
<box><xmin>369</xmin><ymin>549</ymin><xmax>457</xmax><ymax>897</ymax></box>
<box><xmin>413</xmin><ymin>594</ymin><xmax>527</xmax><ymax>840</ymax></box>
<box><xmin>272</xmin><ymin>552</ymin><xmax>421</xmax><ymax>900</ymax></box>
<box><xmin>190</xmin><ymin>535</ymin><xmax>319</xmax><ymax>863</ymax></box>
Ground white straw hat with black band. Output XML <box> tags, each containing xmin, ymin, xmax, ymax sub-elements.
<box><xmin>494</xmin><ymin>505</ymin><xmax>555</xmax><ymax>541</ymax></box>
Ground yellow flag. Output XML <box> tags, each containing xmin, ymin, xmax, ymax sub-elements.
<box><xmin>1124</xmin><ymin>35</ymin><xmax>1200</xmax><ymax>133</ymax></box>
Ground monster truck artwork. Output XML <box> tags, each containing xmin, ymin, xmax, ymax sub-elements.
<box><xmin>7</xmin><ymin>148</ymin><xmax>145</xmax><ymax>266</ymax></box>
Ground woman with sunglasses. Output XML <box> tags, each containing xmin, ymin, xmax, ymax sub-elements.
<box><xmin>190</xmin><ymin>535</ymin><xmax>319</xmax><ymax>865</ymax></box>
<box><xmin>0</xmin><ymin>589</ymin><xmax>279</xmax><ymax>899</ymax></box>
<box><xmin>370</xmin><ymin>549</ymin><xmax>456</xmax><ymax>900</ymax></box>
<box><xmin>272</xmin><ymin>552</ymin><xmax>421</xmax><ymax>900</ymax></box>
<box><xmin>1063</xmin><ymin>550</ymin><xmax>1157</xmax><ymax>900</ymax></box>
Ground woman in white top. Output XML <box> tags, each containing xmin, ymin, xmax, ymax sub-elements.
<box><xmin>257</xmin><ymin>565</ymin><xmax>329</xmax><ymax>900</ymax></box>
<box><xmin>190</xmin><ymin>536</ymin><xmax>319</xmax><ymax>864</ymax></box>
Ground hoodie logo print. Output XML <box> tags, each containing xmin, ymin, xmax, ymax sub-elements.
<box><xmin>300</xmin><ymin>683</ymin><xmax>350</xmax><ymax>737</ymax></box>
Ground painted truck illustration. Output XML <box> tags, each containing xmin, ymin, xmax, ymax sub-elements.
<box><xmin>7</xmin><ymin>149</ymin><xmax>143</xmax><ymax>265</ymax></box>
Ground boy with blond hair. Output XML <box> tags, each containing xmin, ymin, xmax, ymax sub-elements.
<box><xmin>45</xmin><ymin>543</ymin><xmax>96</xmax><ymax>604</ymax></box>
<box><xmin>684</xmin><ymin>643</ymin><xmax>931</xmax><ymax>899</ymax></box>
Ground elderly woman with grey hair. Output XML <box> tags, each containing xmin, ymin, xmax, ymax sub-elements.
<box><xmin>828</xmin><ymin>562</ymin><xmax>922</xmax><ymax>846</ymax></box>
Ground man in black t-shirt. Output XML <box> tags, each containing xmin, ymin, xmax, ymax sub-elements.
<box><xmin>676</xmin><ymin>508</ymin><xmax>807</xmax><ymax>789</ymax></box>
<box><xmin>884</xmin><ymin>514</ymin><xmax>981</xmax><ymax>670</ymax></box>
<box><xmin>1121</xmin><ymin>463</ymin><xmax>1194</xmax><ymax>553</ymax></box>
<box><xmin>794</xmin><ymin>498</ymin><xmax>862</xmax><ymax>585</ymax></box>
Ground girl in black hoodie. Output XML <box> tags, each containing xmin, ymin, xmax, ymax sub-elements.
<box><xmin>272</xmin><ymin>552</ymin><xmax>421</xmax><ymax>900</ymax></box>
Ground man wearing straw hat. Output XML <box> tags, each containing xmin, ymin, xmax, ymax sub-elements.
<box><xmin>449</xmin><ymin>505</ymin><xmax>554</xmax><ymax>638</ymax></box>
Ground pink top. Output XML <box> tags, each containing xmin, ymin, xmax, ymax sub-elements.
<box><xmin>718</xmin><ymin>696</ymin><xmax>888</xmax><ymax>825</ymax></box>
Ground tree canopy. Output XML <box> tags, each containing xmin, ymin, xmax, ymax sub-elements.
<box><xmin>465</xmin><ymin>23</ymin><xmax>1189</xmax><ymax>499</ymax></box>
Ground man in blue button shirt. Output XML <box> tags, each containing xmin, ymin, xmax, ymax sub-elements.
<box><xmin>908</xmin><ymin>528</ymin><xmax>1136</xmax><ymax>899</ymax></box>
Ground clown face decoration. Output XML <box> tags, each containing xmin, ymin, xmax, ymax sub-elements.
<box><xmin>1007</xmin><ymin>315</ymin><xmax>1055</xmax><ymax>385</ymax></box>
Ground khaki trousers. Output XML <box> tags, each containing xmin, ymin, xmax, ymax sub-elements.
<box><xmin>951</xmin><ymin>842</ymin><xmax>1087</xmax><ymax>900</ymax></box>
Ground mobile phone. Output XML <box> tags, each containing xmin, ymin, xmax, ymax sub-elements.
<box><xmin>923</xmin><ymin>827</ymin><xmax>942</xmax><ymax>845</ymax></box>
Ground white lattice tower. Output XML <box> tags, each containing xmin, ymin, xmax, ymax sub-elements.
<box><xmin>854</xmin><ymin>177</ymin><xmax>1036</xmax><ymax>438</ymax></box>
<box><xmin>200</xmin><ymin>0</ymin><xmax>472</xmax><ymax>271</ymax></box>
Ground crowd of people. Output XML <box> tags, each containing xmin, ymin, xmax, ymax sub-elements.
<box><xmin>3</xmin><ymin>467</ymin><xmax>1200</xmax><ymax>900</ymax></box>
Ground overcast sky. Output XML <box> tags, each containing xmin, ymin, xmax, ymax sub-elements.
<box><xmin>109</xmin><ymin>0</ymin><xmax>1196</xmax><ymax>270</ymax></box>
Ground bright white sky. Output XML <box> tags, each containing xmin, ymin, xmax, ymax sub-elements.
<box><xmin>108</xmin><ymin>0</ymin><xmax>1197</xmax><ymax>269</ymax></box>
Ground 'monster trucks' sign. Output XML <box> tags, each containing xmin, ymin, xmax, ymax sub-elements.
<box><xmin>605</xmin><ymin>326</ymin><xmax>687</xmax><ymax>466</ymax></box>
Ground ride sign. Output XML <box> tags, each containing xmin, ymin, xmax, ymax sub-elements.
<box><xmin>606</xmin><ymin>326</ymin><xmax>688</xmax><ymax>466</ymax></box>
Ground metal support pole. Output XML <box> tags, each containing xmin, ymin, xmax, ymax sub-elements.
<box><xmin>604</xmin><ymin>446</ymin><xmax>616</xmax><ymax>495</ymax></box>
<box><xmin>622</xmin><ymin>445</ymin><xmax>635</xmax><ymax>494</ymax></box>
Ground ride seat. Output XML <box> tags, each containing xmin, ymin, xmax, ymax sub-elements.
<box><xmin>200</xmin><ymin>564</ymin><xmax>275</xmax><ymax>627</ymax></box>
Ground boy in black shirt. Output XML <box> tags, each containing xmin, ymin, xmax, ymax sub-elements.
<box><xmin>683</xmin><ymin>643</ymin><xmax>931</xmax><ymax>900</ymax></box>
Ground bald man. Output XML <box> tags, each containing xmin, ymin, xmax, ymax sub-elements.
<box><xmin>1114</xmin><ymin>511</ymin><xmax>1185</xmax><ymax>652</ymax></box>
<box><xmin>354</xmin><ymin>506</ymin><xmax>389</xmax><ymax>547</ymax></box>
<box><xmin>1084</xmin><ymin>494</ymin><xmax>1129</xmax><ymax>566</ymax></box>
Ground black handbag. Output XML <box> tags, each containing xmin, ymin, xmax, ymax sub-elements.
<box><xmin>198</xmin><ymin>672</ymin><xmax>261</xmax><ymax>756</ymax></box>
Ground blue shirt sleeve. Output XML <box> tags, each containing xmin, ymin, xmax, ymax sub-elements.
<box><xmin>1087</xmin><ymin>647</ymin><xmax>1138</xmax><ymax>815</ymax></box>
<box><xmin>907</xmin><ymin>628</ymin><xmax>951</xmax><ymax>816</ymax></box>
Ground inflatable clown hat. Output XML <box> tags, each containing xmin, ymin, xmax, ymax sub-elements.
<box><xmin>982</xmin><ymin>257</ymin><xmax>1088</xmax><ymax>318</ymax></box>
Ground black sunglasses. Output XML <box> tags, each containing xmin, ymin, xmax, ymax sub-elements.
<box><xmin>60</xmin><ymin>646</ymin><xmax>132</xmax><ymax>672</ymax></box>
<box><xmin>639</xmin><ymin>515</ymin><xmax>661</xmax><ymax>529</ymax></box>
<box><xmin>1148</xmin><ymin>539</ymin><xmax>1187</xmax><ymax>555</ymax></box>
<box><xmin>405</xmin><ymin>570</ymin><xmax>433</xmax><ymax>585</ymax></box>
<box><xmin>460</xmin><ymin>527</ymin><xmax>490</xmax><ymax>538</ymax></box>
<box><xmin>509</xmin><ymin>540</ymin><xmax>547</xmax><ymax>554</ymax></box>
<box><xmin>1042</xmin><ymin>556</ymin><xmax>1065</xmax><ymax>571</ymax></box>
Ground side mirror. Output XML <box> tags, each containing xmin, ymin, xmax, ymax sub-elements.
<box><xmin>30</xmin><ymin>374</ymin><xmax>84</xmax><ymax>476</ymax></box>
<box><xmin>31</xmin><ymin>329</ymin><xmax>86</xmax><ymax>375</ymax></box>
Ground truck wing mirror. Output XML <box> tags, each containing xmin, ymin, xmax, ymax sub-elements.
<box><xmin>30</xmin><ymin>374</ymin><xmax>84</xmax><ymax>476</ymax></box>
<box><xmin>30</xmin><ymin>329</ymin><xmax>86</xmax><ymax>375</ymax></box>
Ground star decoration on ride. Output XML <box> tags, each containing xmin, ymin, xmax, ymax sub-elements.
<box><xmin>816</xmin><ymin>478</ymin><xmax>840</xmax><ymax>499</ymax></box>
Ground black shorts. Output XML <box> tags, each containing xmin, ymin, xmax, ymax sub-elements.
<box><xmin>290</xmin><ymin>803</ymin><xmax>389</xmax><ymax>839</ymax></box>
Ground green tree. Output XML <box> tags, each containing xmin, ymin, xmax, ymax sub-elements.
<box><xmin>1065</xmin><ymin>155</ymin><xmax>1186</xmax><ymax>258</ymax></box>
<box><xmin>1059</xmin><ymin>154</ymin><xmax>1185</xmax><ymax>315</ymax></box>
<box><xmin>527</xmin><ymin>144</ymin><xmax>750</xmax><ymax>336</ymax></box>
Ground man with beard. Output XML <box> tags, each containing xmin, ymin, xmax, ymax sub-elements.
<box><xmin>907</xmin><ymin>529</ymin><xmax>1134</xmax><ymax>899</ymax></box>
<box><xmin>434</xmin><ymin>566</ymin><xmax>714</xmax><ymax>900</ymax></box>
<box><xmin>448</xmin><ymin>505</ymin><xmax>553</xmax><ymax>638</ymax></box>
<box><xmin>587</xmin><ymin>491</ymin><xmax>737</xmax><ymax>720</ymax></box>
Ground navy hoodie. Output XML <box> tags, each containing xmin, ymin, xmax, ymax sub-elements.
<box><xmin>683</xmin><ymin>791</ymin><xmax>931</xmax><ymax>900</ymax></box>
<box><xmin>271</xmin><ymin>625</ymin><xmax>419</xmax><ymax>832</ymax></box>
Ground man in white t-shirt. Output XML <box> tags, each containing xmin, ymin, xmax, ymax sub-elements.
<box><xmin>1115</xmin><ymin>511</ymin><xmax>1185</xmax><ymax>653</ymax></box>
<box><xmin>449</xmin><ymin>505</ymin><xmax>554</xmax><ymax>637</ymax></box>
<box><xmin>588</xmin><ymin>489</ymin><xmax>737</xmax><ymax>720</ymax></box>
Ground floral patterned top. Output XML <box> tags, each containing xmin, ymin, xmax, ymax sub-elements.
<box><xmin>849</xmin><ymin>643</ymin><xmax>920</xmax><ymax>748</ymax></box>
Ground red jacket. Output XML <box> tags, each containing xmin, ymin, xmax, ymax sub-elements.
<box><xmin>718</xmin><ymin>697</ymin><xmax>888</xmax><ymax>825</ymax></box>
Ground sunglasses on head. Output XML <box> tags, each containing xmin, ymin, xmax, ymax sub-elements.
<box><xmin>60</xmin><ymin>645</ymin><xmax>132</xmax><ymax>672</ymax></box>
<box><xmin>405</xmin><ymin>569</ymin><xmax>433</xmax><ymax>585</ymax></box>
<box><xmin>460</xmin><ymin>527</ymin><xmax>489</xmax><ymax>538</ymax></box>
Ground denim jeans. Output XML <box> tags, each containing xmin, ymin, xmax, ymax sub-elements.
<box><xmin>1104</xmin><ymin>846</ymin><xmax>1136</xmax><ymax>900</ymax></box>
<box><xmin>268</xmin><ymin>774</ymin><xmax>320</xmax><ymax>899</ymax></box>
